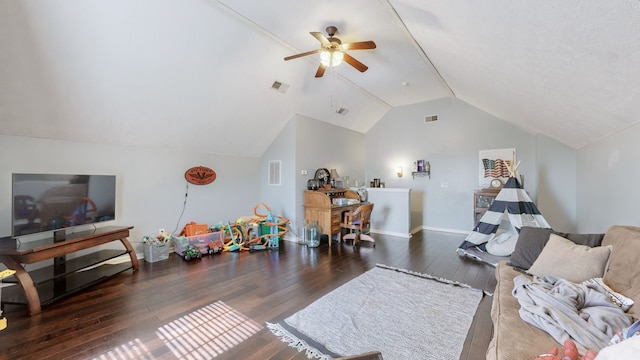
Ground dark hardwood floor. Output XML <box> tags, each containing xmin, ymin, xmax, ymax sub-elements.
<box><xmin>0</xmin><ymin>230</ymin><xmax>496</xmax><ymax>360</ymax></box>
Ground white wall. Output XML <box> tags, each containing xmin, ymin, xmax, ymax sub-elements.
<box><xmin>294</xmin><ymin>114</ymin><xmax>366</xmax><ymax>228</ymax></box>
<box><xmin>3</xmin><ymin>95</ymin><xmax>601</xmax><ymax>256</ymax></box>
<box><xmin>259</xmin><ymin>114</ymin><xmax>366</xmax><ymax>235</ymax></box>
<box><xmin>365</xmin><ymin>97</ymin><xmax>577</xmax><ymax>233</ymax></box>
<box><xmin>577</xmin><ymin>122</ymin><xmax>640</xmax><ymax>232</ymax></box>
<box><xmin>0</xmin><ymin>135</ymin><xmax>260</xmax><ymax>256</ymax></box>
<box><xmin>259</xmin><ymin>115</ymin><xmax>296</xmax><ymax>227</ymax></box>
<box><xmin>535</xmin><ymin>134</ymin><xmax>577</xmax><ymax>232</ymax></box>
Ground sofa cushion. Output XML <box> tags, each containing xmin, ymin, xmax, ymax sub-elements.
<box><xmin>508</xmin><ymin>227</ymin><xmax>605</xmax><ymax>271</ymax></box>
<box><xmin>601</xmin><ymin>225</ymin><xmax>640</xmax><ymax>319</ymax></box>
<box><xmin>527</xmin><ymin>234</ymin><xmax>612</xmax><ymax>283</ymax></box>
<box><xmin>486</xmin><ymin>261</ymin><xmax>560</xmax><ymax>360</ymax></box>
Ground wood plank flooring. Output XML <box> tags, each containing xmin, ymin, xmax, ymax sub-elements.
<box><xmin>0</xmin><ymin>230</ymin><xmax>497</xmax><ymax>360</ymax></box>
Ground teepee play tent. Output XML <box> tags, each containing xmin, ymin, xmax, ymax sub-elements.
<box><xmin>457</xmin><ymin>171</ymin><xmax>551</xmax><ymax>264</ymax></box>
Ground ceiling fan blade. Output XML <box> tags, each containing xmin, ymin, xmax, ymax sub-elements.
<box><xmin>310</xmin><ymin>32</ymin><xmax>330</xmax><ymax>46</ymax></box>
<box><xmin>342</xmin><ymin>53</ymin><xmax>368</xmax><ymax>73</ymax></box>
<box><xmin>341</xmin><ymin>41</ymin><xmax>376</xmax><ymax>51</ymax></box>
<box><xmin>315</xmin><ymin>63</ymin><xmax>326</xmax><ymax>78</ymax></box>
<box><xmin>284</xmin><ymin>49</ymin><xmax>321</xmax><ymax>61</ymax></box>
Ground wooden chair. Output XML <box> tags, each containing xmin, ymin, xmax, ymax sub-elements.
<box><xmin>338</xmin><ymin>203</ymin><xmax>374</xmax><ymax>246</ymax></box>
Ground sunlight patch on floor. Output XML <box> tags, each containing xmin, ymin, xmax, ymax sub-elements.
<box><xmin>92</xmin><ymin>301</ymin><xmax>262</xmax><ymax>359</ymax></box>
<box><xmin>156</xmin><ymin>300</ymin><xmax>263</xmax><ymax>359</ymax></box>
<box><xmin>92</xmin><ymin>338</ymin><xmax>154</xmax><ymax>360</ymax></box>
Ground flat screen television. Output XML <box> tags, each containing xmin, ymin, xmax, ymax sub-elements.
<box><xmin>12</xmin><ymin>174</ymin><xmax>116</xmax><ymax>238</ymax></box>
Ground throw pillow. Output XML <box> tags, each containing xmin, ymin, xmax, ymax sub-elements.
<box><xmin>527</xmin><ymin>234</ymin><xmax>612</xmax><ymax>283</ymax></box>
<box><xmin>508</xmin><ymin>228</ymin><xmax>606</xmax><ymax>271</ymax></box>
<box><xmin>508</xmin><ymin>227</ymin><xmax>554</xmax><ymax>270</ymax></box>
<box><xmin>564</xmin><ymin>232</ymin><xmax>605</xmax><ymax>248</ymax></box>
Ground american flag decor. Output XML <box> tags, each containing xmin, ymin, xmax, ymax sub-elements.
<box><xmin>482</xmin><ymin>158</ymin><xmax>512</xmax><ymax>179</ymax></box>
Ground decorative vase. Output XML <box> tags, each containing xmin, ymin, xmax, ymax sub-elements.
<box><xmin>297</xmin><ymin>226</ymin><xmax>307</xmax><ymax>245</ymax></box>
<box><xmin>305</xmin><ymin>221</ymin><xmax>321</xmax><ymax>248</ymax></box>
<box><xmin>307</xmin><ymin>178</ymin><xmax>319</xmax><ymax>190</ymax></box>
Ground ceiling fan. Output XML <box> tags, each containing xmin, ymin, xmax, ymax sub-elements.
<box><xmin>284</xmin><ymin>26</ymin><xmax>376</xmax><ymax>78</ymax></box>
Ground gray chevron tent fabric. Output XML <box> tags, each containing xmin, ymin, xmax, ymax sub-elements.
<box><xmin>458</xmin><ymin>177</ymin><xmax>551</xmax><ymax>259</ymax></box>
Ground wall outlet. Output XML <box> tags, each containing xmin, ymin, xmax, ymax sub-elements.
<box><xmin>301</xmin><ymin>170</ymin><xmax>308</xmax><ymax>176</ymax></box>
<box><xmin>158</xmin><ymin>228</ymin><xmax>165</xmax><ymax>235</ymax></box>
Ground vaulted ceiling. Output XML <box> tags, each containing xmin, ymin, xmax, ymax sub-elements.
<box><xmin>2</xmin><ymin>1</ymin><xmax>639</xmax><ymax>157</ymax></box>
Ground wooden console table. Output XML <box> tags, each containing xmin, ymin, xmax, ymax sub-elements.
<box><xmin>0</xmin><ymin>226</ymin><xmax>138</xmax><ymax>315</ymax></box>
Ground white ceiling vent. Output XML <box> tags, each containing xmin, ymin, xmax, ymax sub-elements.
<box><xmin>336</xmin><ymin>108</ymin><xmax>349</xmax><ymax>115</ymax></box>
<box><xmin>271</xmin><ymin>81</ymin><xmax>289</xmax><ymax>93</ymax></box>
<box><xmin>424</xmin><ymin>114</ymin><xmax>438</xmax><ymax>123</ymax></box>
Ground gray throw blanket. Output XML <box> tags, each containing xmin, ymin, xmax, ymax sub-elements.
<box><xmin>513</xmin><ymin>275</ymin><xmax>633</xmax><ymax>352</ymax></box>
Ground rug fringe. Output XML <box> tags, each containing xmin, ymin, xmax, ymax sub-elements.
<box><xmin>266</xmin><ymin>322</ymin><xmax>332</xmax><ymax>360</ymax></box>
<box><xmin>375</xmin><ymin>263</ymin><xmax>494</xmax><ymax>296</ymax></box>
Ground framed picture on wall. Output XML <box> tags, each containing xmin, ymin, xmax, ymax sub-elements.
<box><xmin>478</xmin><ymin>148</ymin><xmax>516</xmax><ymax>186</ymax></box>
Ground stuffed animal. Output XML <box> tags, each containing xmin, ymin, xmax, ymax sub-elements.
<box><xmin>534</xmin><ymin>340</ymin><xmax>597</xmax><ymax>360</ymax></box>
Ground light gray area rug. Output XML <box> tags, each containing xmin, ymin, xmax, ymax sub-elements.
<box><xmin>267</xmin><ymin>264</ymin><xmax>484</xmax><ymax>360</ymax></box>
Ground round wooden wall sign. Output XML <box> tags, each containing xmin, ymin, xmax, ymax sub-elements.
<box><xmin>185</xmin><ymin>166</ymin><xmax>217</xmax><ymax>185</ymax></box>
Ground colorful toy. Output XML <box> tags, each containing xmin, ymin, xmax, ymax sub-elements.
<box><xmin>208</xmin><ymin>245</ymin><xmax>222</xmax><ymax>255</ymax></box>
<box><xmin>176</xmin><ymin>203</ymin><xmax>289</xmax><ymax>254</ymax></box>
<box><xmin>252</xmin><ymin>203</ymin><xmax>289</xmax><ymax>249</ymax></box>
<box><xmin>222</xmin><ymin>222</ymin><xmax>249</xmax><ymax>252</ymax></box>
<box><xmin>245</xmin><ymin>220</ymin><xmax>268</xmax><ymax>252</ymax></box>
<box><xmin>206</xmin><ymin>231</ymin><xmax>225</xmax><ymax>254</ymax></box>
<box><xmin>179</xmin><ymin>221</ymin><xmax>209</xmax><ymax>237</ymax></box>
<box><xmin>181</xmin><ymin>245</ymin><xmax>202</xmax><ymax>261</ymax></box>
<box><xmin>0</xmin><ymin>269</ymin><xmax>16</xmax><ymax>331</ymax></box>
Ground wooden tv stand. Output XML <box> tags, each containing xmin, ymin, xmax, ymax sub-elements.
<box><xmin>0</xmin><ymin>226</ymin><xmax>138</xmax><ymax>316</ymax></box>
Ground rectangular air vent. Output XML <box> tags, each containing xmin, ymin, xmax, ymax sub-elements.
<box><xmin>424</xmin><ymin>114</ymin><xmax>438</xmax><ymax>123</ymax></box>
<box><xmin>271</xmin><ymin>81</ymin><xmax>289</xmax><ymax>93</ymax></box>
<box><xmin>268</xmin><ymin>160</ymin><xmax>281</xmax><ymax>186</ymax></box>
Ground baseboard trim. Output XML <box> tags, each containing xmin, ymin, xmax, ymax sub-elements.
<box><xmin>370</xmin><ymin>229</ymin><xmax>412</xmax><ymax>238</ymax></box>
<box><xmin>422</xmin><ymin>226</ymin><xmax>471</xmax><ymax>235</ymax></box>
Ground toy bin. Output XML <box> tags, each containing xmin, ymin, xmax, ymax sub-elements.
<box><xmin>143</xmin><ymin>243</ymin><xmax>169</xmax><ymax>263</ymax></box>
<box><xmin>173</xmin><ymin>231</ymin><xmax>225</xmax><ymax>256</ymax></box>
<box><xmin>205</xmin><ymin>230</ymin><xmax>225</xmax><ymax>254</ymax></box>
<box><xmin>173</xmin><ymin>236</ymin><xmax>200</xmax><ymax>256</ymax></box>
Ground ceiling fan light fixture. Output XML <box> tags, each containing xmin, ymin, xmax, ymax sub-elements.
<box><xmin>284</xmin><ymin>26</ymin><xmax>375</xmax><ymax>77</ymax></box>
<box><xmin>320</xmin><ymin>50</ymin><xmax>343</xmax><ymax>67</ymax></box>
<box><xmin>332</xmin><ymin>51</ymin><xmax>344</xmax><ymax>65</ymax></box>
